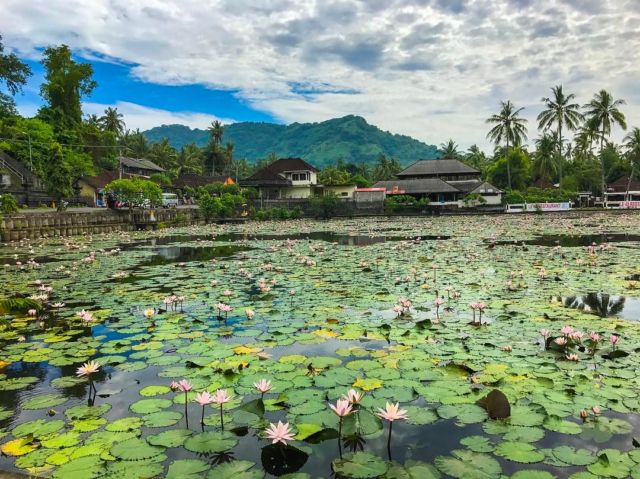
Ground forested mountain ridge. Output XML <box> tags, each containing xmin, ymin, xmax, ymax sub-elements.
<box><xmin>144</xmin><ymin>115</ymin><xmax>440</xmax><ymax>166</ymax></box>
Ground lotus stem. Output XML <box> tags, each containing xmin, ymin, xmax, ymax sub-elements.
<box><xmin>220</xmin><ymin>404</ymin><xmax>224</xmax><ymax>430</ymax></box>
<box><xmin>338</xmin><ymin>417</ymin><xmax>343</xmax><ymax>459</ymax></box>
<box><xmin>387</xmin><ymin>420</ymin><xmax>393</xmax><ymax>460</ymax></box>
<box><xmin>184</xmin><ymin>391</ymin><xmax>189</xmax><ymax>428</ymax></box>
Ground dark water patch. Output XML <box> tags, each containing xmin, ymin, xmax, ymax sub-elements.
<box><xmin>137</xmin><ymin>244</ymin><xmax>253</xmax><ymax>266</ymax></box>
<box><xmin>212</xmin><ymin>231</ymin><xmax>449</xmax><ymax>246</ymax></box>
<box><xmin>557</xmin><ymin>293</ymin><xmax>640</xmax><ymax>320</ymax></box>
<box><xmin>498</xmin><ymin>233</ymin><xmax>640</xmax><ymax>247</ymax></box>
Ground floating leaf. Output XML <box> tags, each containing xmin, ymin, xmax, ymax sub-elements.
<box><xmin>332</xmin><ymin>451</ymin><xmax>389</xmax><ymax>478</ymax></box>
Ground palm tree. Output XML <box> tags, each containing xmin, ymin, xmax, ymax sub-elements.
<box><xmin>177</xmin><ymin>143</ymin><xmax>204</xmax><ymax>176</ymax></box>
<box><xmin>623</xmin><ymin>127</ymin><xmax>640</xmax><ymax>197</ymax></box>
<box><xmin>465</xmin><ymin>145</ymin><xmax>487</xmax><ymax>171</ymax></box>
<box><xmin>439</xmin><ymin>139</ymin><xmax>460</xmax><ymax>159</ymax></box>
<box><xmin>100</xmin><ymin>107</ymin><xmax>125</xmax><ymax>136</ymax></box>
<box><xmin>533</xmin><ymin>134</ymin><xmax>559</xmax><ymax>182</ymax></box>
<box><xmin>208</xmin><ymin>120</ymin><xmax>224</xmax><ymax>146</ymax></box>
<box><xmin>486</xmin><ymin>100</ymin><xmax>528</xmax><ymax>190</ymax></box>
<box><xmin>584</xmin><ymin>90</ymin><xmax>627</xmax><ymax>195</ymax></box>
<box><xmin>537</xmin><ymin>85</ymin><xmax>583</xmax><ymax>184</ymax></box>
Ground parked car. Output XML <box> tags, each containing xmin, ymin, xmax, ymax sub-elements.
<box><xmin>162</xmin><ymin>193</ymin><xmax>179</xmax><ymax>208</ymax></box>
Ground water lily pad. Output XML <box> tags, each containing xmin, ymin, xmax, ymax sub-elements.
<box><xmin>22</xmin><ymin>393</ymin><xmax>68</xmax><ymax>410</ymax></box>
<box><xmin>184</xmin><ymin>431</ymin><xmax>238</xmax><ymax>453</ymax></box>
<box><xmin>110</xmin><ymin>438</ymin><xmax>165</xmax><ymax>461</ymax></box>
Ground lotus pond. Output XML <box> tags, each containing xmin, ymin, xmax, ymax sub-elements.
<box><xmin>2</xmin><ymin>213</ymin><xmax>640</xmax><ymax>479</ymax></box>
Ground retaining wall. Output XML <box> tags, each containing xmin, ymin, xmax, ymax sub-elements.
<box><xmin>0</xmin><ymin>208</ymin><xmax>204</xmax><ymax>242</ymax></box>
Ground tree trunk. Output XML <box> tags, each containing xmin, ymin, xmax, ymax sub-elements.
<box><xmin>558</xmin><ymin>124</ymin><xmax>563</xmax><ymax>186</ymax></box>
<box><xmin>505</xmin><ymin>139</ymin><xmax>512</xmax><ymax>190</ymax></box>
<box><xmin>600</xmin><ymin>132</ymin><xmax>606</xmax><ymax>202</ymax></box>
<box><xmin>626</xmin><ymin>165</ymin><xmax>635</xmax><ymax>202</ymax></box>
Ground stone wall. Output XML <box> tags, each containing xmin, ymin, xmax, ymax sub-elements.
<box><xmin>0</xmin><ymin>208</ymin><xmax>205</xmax><ymax>242</ymax></box>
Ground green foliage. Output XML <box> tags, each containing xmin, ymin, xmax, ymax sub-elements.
<box><xmin>38</xmin><ymin>45</ymin><xmax>96</xmax><ymax>131</ymax></box>
<box><xmin>504</xmin><ymin>187</ymin><xmax>576</xmax><ymax>204</ymax></box>
<box><xmin>0</xmin><ymin>193</ymin><xmax>18</xmax><ymax>214</ymax></box>
<box><xmin>144</xmin><ymin>115</ymin><xmax>440</xmax><ymax>167</ymax></box>
<box><xmin>252</xmin><ymin>206</ymin><xmax>302</xmax><ymax>220</ymax></box>
<box><xmin>150</xmin><ymin>173</ymin><xmax>173</xmax><ymax>186</ymax></box>
<box><xmin>463</xmin><ymin>192</ymin><xmax>487</xmax><ymax>206</ymax></box>
<box><xmin>199</xmin><ymin>191</ymin><xmax>245</xmax><ymax>219</ymax></box>
<box><xmin>486</xmin><ymin>148</ymin><xmax>532</xmax><ymax>191</ymax></box>
<box><xmin>309</xmin><ymin>194</ymin><xmax>338</xmax><ymax>218</ymax></box>
<box><xmin>0</xmin><ymin>35</ymin><xmax>32</xmax><ymax>96</ymax></box>
<box><xmin>384</xmin><ymin>195</ymin><xmax>430</xmax><ymax>212</ymax></box>
<box><xmin>104</xmin><ymin>178</ymin><xmax>163</xmax><ymax>207</ymax></box>
<box><xmin>318</xmin><ymin>166</ymin><xmax>352</xmax><ymax>185</ymax></box>
<box><xmin>46</xmin><ymin>144</ymin><xmax>73</xmax><ymax>201</ymax></box>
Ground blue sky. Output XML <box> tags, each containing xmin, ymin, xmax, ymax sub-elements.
<box><xmin>2</xmin><ymin>0</ymin><xmax>639</xmax><ymax>147</ymax></box>
<box><xmin>17</xmin><ymin>57</ymin><xmax>276</xmax><ymax>129</ymax></box>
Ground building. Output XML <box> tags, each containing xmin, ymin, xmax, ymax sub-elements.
<box><xmin>0</xmin><ymin>151</ymin><xmax>51</xmax><ymax>206</ymax></box>
<box><xmin>319</xmin><ymin>184</ymin><xmax>356</xmax><ymax>198</ymax></box>
<box><xmin>604</xmin><ymin>175</ymin><xmax>640</xmax><ymax>208</ymax></box>
<box><xmin>173</xmin><ymin>174</ymin><xmax>235</xmax><ymax>189</ymax></box>
<box><xmin>240</xmin><ymin>158</ymin><xmax>319</xmax><ymax>199</ymax></box>
<box><xmin>78</xmin><ymin>171</ymin><xmax>129</xmax><ymax>206</ymax></box>
<box><xmin>118</xmin><ymin>157</ymin><xmax>165</xmax><ymax>178</ymax></box>
<box><xmin>373</xmin><ymin>159</ymin><xmax>502</xmax><ymax>206</ymax></box>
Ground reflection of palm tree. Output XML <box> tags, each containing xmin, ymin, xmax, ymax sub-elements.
<box><xmin>564</xmin><ymin>293</ymin><xmax>626</xmax><ymax>317</ymax></box>
<box><xmin>343</xmin><ymin>433</ymin><xmax>366</xmax><ymax>453</ymax></box>
<box><xmin>204</xmin><ymin>450</ymin><xmax>235</xmax><ymax>465</ymax></box>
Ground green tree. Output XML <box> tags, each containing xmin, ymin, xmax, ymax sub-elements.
<box><xmin>0</xmin><ymin>117</ymin><xmax>57</xmax><ymax>175</ymax></box>
<box><xmin>104</xmin><ymin>178</ymin><xmax>162</xmax><ymax>208</ymax></box>
<box><xmin>486</xmin><ymin>147</ymin><xmax>532</xmax><ymax>191</ymax></box>
<box><xmin>537</xmin><ymin>85</ymin><xmax>584</xmax><ymax>183</ymax></box>
<box><xmin>39</xmin><ymin>45</ymin><xmax>96</xmax><ymax>131</ymax></box>
<box><xmin>99</xmin><ymin>107</ymin><xmax>125</xmax><ymax>136</ymax></box>
<box><xmin>176</xmin><ymin>143</ymin><xmax>204</xmax><ymax>176</ymax></box>
<box><xmin>318</xmin><ymin>166</ymin><xmax>351</xmax><ymax>185</ymax></box>
<box><xmin>584</xmin><ymin>90</ymin><xmax>627</xmax><ymax>195</ymax></box>
<box><xmin>439</xmin><ymin>139</ymin><xmax>461</xmax><ymax>159</ymax></box>
<box><xmin>121</xmin><ymin>129</ymin><xmax>150</xmax><ymax>158</ymax></box>
<box><xmin>372</xmin><ymin>154</ymin><xmax>401</xmax><ymax>182</ymax></box>
<box><xmin>149</xmin><ymin>138</ymin><xmax>178</xmax><ymax>171</ymax></box>
<box><xmin>465</xmin><ymin>145</ymin><xmax>488</xmax><ymax>172</ymax></box>
<box><xmin>0</xmin><ymin>35</ymin><xmax>32</xmax><ymax>117</ymax></box>
<box><xmin>486</xmin><ymin>100</ymin><xmax>528</xmax><ymax>190</ymax></box>
<box><xmin>533</xmin><ymin>133</ymin><xmax>559</xmax><ymax>182</ymax></box>
<box><xmin>45</xmin><ymin>144</ymin><xmax>73</xmax><ymax>204</ymax></box>
<box><xmin>623</xmin><ymin>127</ymin><xmax>640</xmax><ymax>192</ymax></box>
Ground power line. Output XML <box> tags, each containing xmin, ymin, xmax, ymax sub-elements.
<box><xmin>0</xmin><ymin>136</ymin><xmax>132</xmax><ymax>150</ymax></box>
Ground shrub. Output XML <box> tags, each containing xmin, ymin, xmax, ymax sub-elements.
<box><xmin>104</xmin><ymin>178</ymin><xmax>163</xmax><ymax>208</ymax></box>
<box><xmin>309</xmin><ymin>194</ymin><xmax>338</xmax><ymax>219</ymax></box>
<box><xmin>0</xmin><ymin>193</ymin><xmax>19</xmax><ymax>214</ymax></box>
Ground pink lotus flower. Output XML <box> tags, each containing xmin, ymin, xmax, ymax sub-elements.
<box><xmin>554</xmin><ymin>337</ymin><xmax>567</xmax><ymax>346</ymax></box>
<box><xmin>177</xmin><ymin>379</ymin><xmax>193</xmax><ymax>392</ymax></box>
<box><xmin>569</xmin><ymin>331</ymin><xmax>584</xmax><ymax>342</ymax></box>
<box><xmin>245</xmin><ymin>309</ymin><xmax>255</xmax><ymax>319</ymax></box>
<box><xmin>344</xmin><ymin>389</ymin><xmax>364</xmax><ymax>405</ymax></box>
<box><xmin>376</xmin><ymin>402</ymin><xmax>408</xmax><ymax>422</ymax></box>
<box><xmin>194</xmin><ymin>391</ymin><xmax>214</xmax><ymax>406</ymax></box>
<box><xmin>265</xmin><ymin>421</ymin><xmax>295</xmax><ymax>445</ymax></box>
<box><xmin>223</xmin><ymin>290</ymin><xmax>233</xmax><ymax>296</ymax></box>
<box><xmin>329</xmin><ymin>398</ymin><xmax>353</xmax><ymax>417</ymax></box>
<box><xmin>540</xmin><ymin>329</ymin><xmax>550</xmax><ymax>339</ymax></box>
<box><xmin>560</xmin><ymin>326</ymin><xmax>574</xmax><ymax>336</ymax></box>
<box><xmin>254</xmin><ymin>379</ymin><xmax>272</xmax><ymax>395</ymax></box>
<box><xmin>27</xmin><ymin>309</ymin><xmax>37</xmax><ymax>317</ymax></box>
<box><xmin>592</xmin><ymin>406</ymin><xmax>601</xmax><ymax>415</ymax></box>
<box><xmin>434</xmin><ymin>297</ymin><xmax>444</xmax><ymax>306</ymax></box>
<box><xmin>257</xmin><ymin>351</ymin><xmax>272</xmax><ymax>360</ymax></box>
<box><xmin>610</xmin><ymin>335</ymin><xmax>619</xmax><ymax>346</ymax></box>
<box><xmin>476</xmin><ymin>302</ymin><xmax>487</xmax><ymax>311</ymax></box>
<box><xmin>169</xmin><ymin>381</ymin><xmax>179</xmax><ymax>391</ymax></box>
<box><xmin>76</xmin><ymin>360</ymin><xmax>100</xmax><ymax>377</ymax></box>
<box><xmin>211</xmin><ymin>389</ymin><xmax>232</xmax><ymax>405</ymax></box>
<box><xmin>566</xmin><ymin>353</ymin><xmax>579</xmax><ymax>361</ymax></box>
<box><xmin>589</xmin><ymin>331</ymin><xmax>600</xmax><ymax>342</ymax></box>
<box><xmin>289</xmin><ymin>289</ymin><xmax>296</xmax><ymax>296</ymax></box>
<box><xmin>501</xmin><ymin>345</ymin><xmax>513</xmax><ymax>352</ymax></box>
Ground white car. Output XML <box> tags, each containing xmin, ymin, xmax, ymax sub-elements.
<box><xmin>161</xmin><ymin>193</ymin><xmax>179</xmax><ymax>208</ymax></box>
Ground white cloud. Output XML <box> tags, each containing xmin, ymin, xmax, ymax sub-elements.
<box><xmin>82</xmin><ymin>101</ymin><xmax>234</xmax><ymax>131</ymax></box>
<box><xmin>1</xmin><ymin>0</ymin><xmax>639</xmax><ymax>150</ymax></box>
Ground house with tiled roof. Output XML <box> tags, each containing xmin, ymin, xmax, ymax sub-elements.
<box><xmin>373</xmin><ymin>158</ymin><xmax>502</xmax><ymax>206</ymax></box>
<box><xmin>240</xmin><ymin>158</ymin><xmax>320</xmax><ymax>199</ymax></box>
<box><xmin>604</xmin><ymin>175</ymin><xmax>640</xmax><ymax>208</ymax></box>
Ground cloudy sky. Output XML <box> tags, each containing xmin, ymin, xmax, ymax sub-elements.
<box><xmin>1</xmin><ymin>0</ymin><xmax>639</xmax><ymax>150</ymax></box>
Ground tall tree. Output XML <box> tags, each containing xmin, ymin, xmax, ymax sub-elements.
<box><xmin>465</xmin><ymin>145</ymin><xmax>488</xmax><ymax>172</ymax></box>
<box><xmin>623</xmin><ymin>127</ymin><xmax>640</xmax><ymax>195</ymax></box>
<box><xmin>486</xmin><ymin>100</ymin><xmax>528</xmax><ymax>190</ymax></box>
<box><xmin>439</xmin><ymin>139</ymin><xmax>460</xmax><ymax>159</ymax></box>
<box><xmin>584</xmin><ymin>90</ymin><xmax>627</xmax><ymax>195</ymax></box>
<box><xmin>372</xmin><ymin>154</ymin><xmax>402</xmax><ymax>182</ymax></box>
<box><xmin>0</xmin><ymin>36</ymin><xmax>32</xmax><ymax>117</ymax></box>
<box><xmin>39</xmin><ymin>45</ymin><xmax>96</xmax><ymax>131</ymax></box>
<box><xmin>99</xmin><ymin>107</ymin><xmax>125</xmax><ymax>136</ymax></box>
<box><xmin>176</xmin><ymin>143</ymin><xmax>204</xmax><ymax>176</ymax></box>
<box><xmin>533</xmin><ymin>133</ymin><xmax>559</xmax><ymax>182</ymax></box>
<box><xmin>537</xmin><ymin>85</ymin><xmax>583</xmax><ymax>183</ymax></box>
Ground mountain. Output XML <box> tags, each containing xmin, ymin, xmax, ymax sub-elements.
<box><xmin>143</xmin><ymin>115</ymin><xmax>440</xmax><ymax>166</ymax></box>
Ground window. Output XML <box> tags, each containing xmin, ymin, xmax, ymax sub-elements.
<box><xmin>341</xmin><ymin>192</ymin><xmax>348</xmax><ymax>197</ymax></box>
<box><xmin>292</xmin><ymin>172</ymin><xmax>308</xmax><ymax>181</ymax></box>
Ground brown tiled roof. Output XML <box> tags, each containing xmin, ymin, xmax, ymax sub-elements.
<box><xmin>608</xmin><ymin>175</ymin><xmax>640</xmax><ymax>192</ymax></box>
<box><xmin>396</xmin><ymin>159</ymin><xmax>480</xmax><ymax>178</ymax></box>
<box><xmin>118</xmin><ymin>156</ymin><xmax>165</xmax><ymax>172</ymax></box>
<box><xmin>80</xmin><ymin>171</ymin><xmax>124</xmax><ymax>190</ymax></box>
<box><xmin>373</xmin><ymin>178</ymin><xmax>460</xmax><ymax>194</ymax></box>
<box><xmin>241</xmin><ymin>157</ymin><xmax>318</xmax><ymax>186</ymax></box>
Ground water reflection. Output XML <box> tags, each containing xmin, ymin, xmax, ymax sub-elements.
<box><xmin>559</xmin><ymin>293</ymin><xmax>640</xmax><ymax>320</ymax></box>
